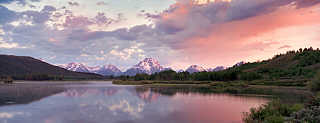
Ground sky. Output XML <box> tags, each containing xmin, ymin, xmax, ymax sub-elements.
<box><xmin>0</xmin><ymin>0</ymin><xmax>319</xmax><ymax>71</ymax></box>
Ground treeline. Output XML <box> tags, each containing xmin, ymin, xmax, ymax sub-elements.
<box><xmin>260</xmin><ymin>47</ymin><xmax>320</xmax><ymax>78</ymax></box>
<box><xmin>294</xmin><ymin>47</ymin><xmax>320</xmax><ymax>67</ymax></box>
<box><xmin>233</xmin><ymin>47</ymin><xmax>320</xmax><ymax>79</ymax></box>
<box><xmin>273</xmin><ymin>47</ymin><xmax>320</xmax><ymax>67</ymax></box>
<box><xmin>3</xmin><ymin>47</ymin><xmax>319</xmax><ymax>81</ymax></box>
<box><xmin>116</xmin><ymin>47</ymin><xmax>320</xmax><ymax>81</ymax></box>
<box><xmin>116</xmin><ymin>70</ymin><xmax>262</xmax><ymax>81</ymax></box>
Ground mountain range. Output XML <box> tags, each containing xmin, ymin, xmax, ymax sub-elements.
<box><xmin>1</xmin><ymin>48</ymin><xmax>319</xmax><ymax>80</ymax></box>
<box><xmin>0</xmin><ymin>55</ymin><xmax>102</xmax><ymax>80</ymax></box>
<box><xmin>59</xmin><ymin>63</ymin><xmax>122</xmax><ymax>76</ymax></box>
<box><xmin>60</xmin><ymin>58</ymin><xmax>226</xmax><ymax>76</ymax></box>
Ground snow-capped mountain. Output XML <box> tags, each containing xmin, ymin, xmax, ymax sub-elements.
<box><xmin>90</xmin><ymin>65</ymin><xmax>122</xmax><ymax>76</ymax></box>
<box><xmin>208</xmin><ymin>66</ymin><xmax>225</xmax><ymax>72</ymax></box>
<box><xmin>124</xmin><ymin>58</ymin><xmax>165</xmax><ymax>76</ymax></box>
<box><xmin>60</xmin><ymin>59</ymin><xmax>229</xmax><ymax>76</ymax></box>
<box><xmin>60</xmin><ymin>63</ymin><xmax>122</xmax><ymax>76</ymax></box>
<box><xmin>61</xmin><ymin>58</ymin><xmax>168</xmax><ymax>76</ymax></box>
<box><xmin>61</xmin><ymin>63</ymin><xmax>91</xmax><ymax>73</ymax></box>
<box><xmin>186</xmin><ymin>65</ymin><xmax>206</xmax><ymax>73</ymax></box>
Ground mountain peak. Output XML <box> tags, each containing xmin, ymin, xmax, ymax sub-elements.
<box><xmin>94</xmin><ymin>64</ymin><xmax>122</xmax><ymax>76</ymax></box>
<box><xmin>61</xmin><ymin>63</ymin><xmax>122</xmax><ymax>76</ymax></box>
<box><xmin>64</xmin><ymin>62</ymin><xmax>90</xmax><ymax>73</ymax></box>
<box><xmin>186</xmin><ymin>65</ymin><xmax>206</xmax><ymax>73</ymax></box>
<box><xmin>125</xmin><ymin>58</ymin><xmax>164</xmax><ymax>76</ymax></box>
<box><xmin>0</xmin><ymin>55</ymin><xmax>102</xmax><ymax>79</ymax></box>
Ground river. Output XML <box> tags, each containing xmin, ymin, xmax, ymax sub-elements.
<box><xmin>0</xmin><ymin>81</ymin><xmax>269</xmax><ymax>123</ymax></box>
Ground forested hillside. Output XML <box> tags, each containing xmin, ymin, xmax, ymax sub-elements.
<box><xmin>117</xmin><ymin>47</ymin><xmax>320</xmax><ymax>81</ymax></box>
<box><xmin>0</xmin><ymin>55</ymin><xmax>103</xmax><ymax>80</ymax></box>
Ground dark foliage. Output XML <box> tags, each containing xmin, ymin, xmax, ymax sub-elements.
<box><xmin>243</xmin><ymin>100</ymin><xmax>303</xmax><ymax>123</ymax></box>
<box><xmin>235</xmin><ymin>47</ymin><xmax>320</xmax><ymax>79</ymax></box>
<box><xmin>290</xmin><ymin>93</ymin><xmax>320</xmax><ymax>123</ymax></box>
<box><xmin>115</xmin><ymin>69</ymin><xmax>253</xmax><ymax>82</ymax></box>
<box><xmin>309</xmin><ymin>72</ymin><xmax>320</xmax><ymax>92</ymax></box>
<box><xmin>115</xmin><ymin>47</ymin><xmax>320</xmax><ymax>82</ymax></box>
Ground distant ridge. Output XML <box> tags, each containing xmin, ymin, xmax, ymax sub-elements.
<box><xmin>186</xmin><ymin>65</ymin><xmax>206</xmax><ymax>73</ymax></box>
<box><xmin>62</xmin><ymin>58</ymin><xmax>171</xmax><ymax>76</ymax></box>
<box><xmin>0</xmin><ymin>55</ymin><xmax>102</xmax><ymax>80</ymax></box>
<box><xmin>60</xmin><ymin>63</ymin><xmax>122</xmax><ymax>76</ymax></box>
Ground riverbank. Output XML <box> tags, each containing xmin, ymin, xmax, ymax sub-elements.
<box><xmin>113</xmin><ymin>79</ymin><xmax>310</xmax><ymax>95</ymax></box>
<box><xmin>113</xmin><ymin>80</ymin><xmax>313</xmax><ymax>105</ymax></box>
<box><xmin>112</xmin><ymin>78</ymin><xmax>309</xmax><ymax>86</ymax></box>
<box><xmin>113</xmin><ymin>79</ymin><xmax>316</xmax><ymax>122</ymax></box>
<box><xmin>112</xmin><ymin>80</ymin><xmax>310</xmax><ymax>96</ymax></box>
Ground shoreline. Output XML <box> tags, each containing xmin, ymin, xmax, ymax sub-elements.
<box><xmin>113</xmin><ymin>80</ymin><xmax>312</xmax><ymax>100</ymax></box>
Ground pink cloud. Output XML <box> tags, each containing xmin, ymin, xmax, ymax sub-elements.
<box><xmin>151</xmin><ymin>0</ymin><xmax>320</xmax><ymax>67</ymax></box>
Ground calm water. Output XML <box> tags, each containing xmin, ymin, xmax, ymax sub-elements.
<box><xmin>0</xmin><ymin>81</ymin><xmax>269</xmax><ymax>123</ymax></box>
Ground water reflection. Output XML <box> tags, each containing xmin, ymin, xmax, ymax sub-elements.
<box><xmin>0</xmin><ymin>82</ymin><xmax>65</xmax><ymax>106</ymax></box>
<box><xmin>0</xmin><ymin>82</ymin><xmax>269</xmax><ymax>123</ymax></box>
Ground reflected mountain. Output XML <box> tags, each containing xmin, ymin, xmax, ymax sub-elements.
<box><xmin>62</xmin><ymin>87</ymin><xmax>119</xmax><ymax>97</ymax></box>
<box><xmin>0</xmin><ymin>82</ymin><xmax>269</xmax><ymax>123</ymax></box>
<box><xmin>135</xmin><ymin>88</ymin><xmax>161</xmax><ymax>103</ymax></box>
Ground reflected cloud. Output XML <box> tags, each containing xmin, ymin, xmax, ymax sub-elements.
<box><xmin>0</xmin><ymin>82</ymin><xmax>270</xmax><ymax>123</ymax></box>
<box><xmin>108</xmin><ymin>100</ymin><xmax>145</xmax><ymax>118</ymax></box>
<box><xmin>61</xmin><ymin>87</ymin><xmax>119</xmax><ymax>97</ymax></box>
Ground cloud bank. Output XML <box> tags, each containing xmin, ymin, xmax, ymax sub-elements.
<box><xmin>0</xmin><ymin>0</ymin><xmax>319</xmax><ymax>70</ymax></box>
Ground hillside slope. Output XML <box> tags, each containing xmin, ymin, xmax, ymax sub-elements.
<box><xmin>0</xmin><ymin>55</ymin><xmax>102</xmax><ymax>80</ymax></box>
<box><xmin>233</xmin><ymin>47</ymin><xmax>320</xmax><ymax>79</ymax></box>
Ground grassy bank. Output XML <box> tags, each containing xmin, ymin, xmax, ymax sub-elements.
<box><xmin>112</xmin><ymin>80</ymin><xmax>311</xmax><ymax>98</ymax></box>
<box><xmin>113</xmin><ymin>79</ymin><xmax>309</xmax><ymax>95</ymax></box>
<box><xmin>112</xmin><ymin>80</ymin><xmax>212</xmax><ymax>85</ymax></box>
<box><xmin>243</xmin><ymin>100</ymin><xmax>304</xmax><ymax>122</ymax></box>
<box><xmin>243</xmin><ymin>93</ymin><xmax>320</xmax><ymax>122</ymax></box>
<box><xmin>113</xmin><ymin>79</ymin><xmax>315</xmax><ymax>122</ymax></box>
<box><xmin>112</xmin><ymin>78</ymin><xmax>309</xmax><ymax>86</ymax></box>
<box><xmin>243</xmin><ymin>72</ymin><xmax>320</xmax><ymax>122</ymax></box>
